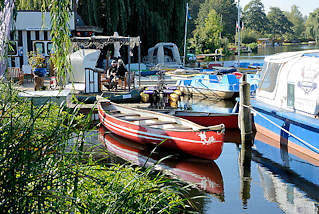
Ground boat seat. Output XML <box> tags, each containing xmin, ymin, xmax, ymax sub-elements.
<box><xmin>148</xmin><ymin>121</ymin><xmax>177</xmax><ymax>126</ymax></box>
<box><xmin>125</xmin><ymin>117</ymin><xmax>158</xmax><ymax>121</ymax></box>
<box><xmin>113</xmin><ymin>113</ymin><xmax>140</xmax><ymax>117</ymax></box>
<box><xmin>167</xmin><ymin>126</ymin><xmax>193</xmax><ymax>131</ymax></box>
<box><xmin>109</xmin><ymin>110</ymin><xmax>121</xmax><ymax>114</ymax></box>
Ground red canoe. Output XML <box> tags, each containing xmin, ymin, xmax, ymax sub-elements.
<box><xmin>99</xmin><ymin>127</ymin><xmax>224</xmax><ymax>197</ymax></box>
<box><xmin>97</xmin><ymin>98</ymin><xmax>225</xmax><ymax>160</ymax></box>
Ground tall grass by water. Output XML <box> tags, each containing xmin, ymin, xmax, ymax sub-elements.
<box><xmin>0</xmin><ymin>81</ymin><xmax>196</xmax><ymax>213</ymax></box>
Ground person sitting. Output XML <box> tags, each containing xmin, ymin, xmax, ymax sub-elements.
<box><xmin>116</xmin><ymin>59</ymin><xmax>127</xmax><ymax>90</ymax></box>
<box><xmin>105</xmin><ymin>60</ymin><xmax>118</xmax><ymax>90</ymax></box>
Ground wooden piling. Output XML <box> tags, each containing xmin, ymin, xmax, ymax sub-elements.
<box><xmin>239</xmin><ymin>74</ymin><xmax>253</xmax><ymax>145</ymax></box>
<box><xmin>239</xmin><ymin>143</ymin><xmax>252</xmax><ymax>208</ymax></box>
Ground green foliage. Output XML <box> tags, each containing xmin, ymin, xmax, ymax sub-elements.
<box><xmin>242</xmin><ymin>0</ymin><xmax>268</xmax><ymax>33</ymax></box>
<box><xmin>188</xmin><ymin>0</ymin><xmax>206</xmax><ymax>37</ymax></box>
<box><xmin>190</xmin><ymin>9</ymin><xmax>223</xmax><ymax>54</ymax></box>
<box><xmin>284</xmin><ymin>5</ymin><xmax>306</xmax><ymax>40</ymax></box>
<box><xmin>241</xmin><ymin>30</ymin><xmax>259</xmax><ymax>44</ymax></box>
<box><xmin>27</xmin><ymin>51</ymin><xmax>46</xmax><ymax>69</ymax></box>
<box><xmin>306</xmin><ymin>8</ymin><xmax>319</xmax><ymax>43</ymax></box>
<box><xmin>196</xmin><ymin>0</ymin><xmax>237</xmax><ymax>40</ymax></box>
<box><xmin>245</xmin><ymin>42</ymin><xmax>258</xmax><ymax>52</ymax></box>
<box><xmin>267</xmin><ymin>7</ymin><xmax>293</xmax><ymax>39</ymax></box>
<box><xmin>0</xmin><ymin>82</ymin><xmax>89</xmax><ymax>212</ymax></box>
<box><xmin>49</xmin><ymin>0</ymin><xmax>72</xmax><ymax>87</ymax></box>
<box><xmin>0</xmin><ymin>0</ymin><xmax>4</xmax><ymax>9</ymax></box>
<box><xmin>0</xmin><ymin>82</ymin><xmax>192</xmax><ymax>213</ymax></box>
<box><xmin>15</xmin><ymin>0</ymin><xmax>50</xmax><ymax>10</ymax></box>
<box><xmin>77</xmin><ymin>0</ymin><xmax>187</xmax><ymax>54</ymax></box>
<box><xmin>77</xmin><ymin>164</ymin><xmax>187</xmax><ymax>213</ymax></box>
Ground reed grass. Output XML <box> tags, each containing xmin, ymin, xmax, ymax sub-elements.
<box><xmin>0</xmin><ymin>81</ymin><xmax>197</xmax><ymax>213</ymax></box>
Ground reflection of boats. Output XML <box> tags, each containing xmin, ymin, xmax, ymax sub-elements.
<box><xmin>97</xmin><ymin>99</ymin><xmax>225</xmax><ymax>160</ymax></box>
<box><xmin>251</xmin><ymin>50</ymin><xmax>319</xmax><ymax>161</ymax></box>
<box><xmin>99</xmin><ymin>127</ymin><xmax>224</xmax><ymax>198</ymax></box>
<box><xmin>252</xmin><ymin>132</ymin><xmax>319</xmax><ymax>213</ymax></box>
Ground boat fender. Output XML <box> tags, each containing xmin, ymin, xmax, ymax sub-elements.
<box><xmin>169</xmin><ymin>93</ymin><xmax>179</xmax><ymax>102</ymax></box>
<box><xmin>140</xmin><ymin>92</ymin><xmax>150</xmax><ymax>103</ymax></box>
<box><xmin>174</xmin><ymin>89</ymin><xmax>182</xmax><ymax>96</ymax></box>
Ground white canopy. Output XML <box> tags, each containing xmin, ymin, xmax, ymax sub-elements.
<box><xmin>69</xmin><ymin>49</ymin><xmax>100</xmax><ymax>83</ymax></box>
<box><xmin>147</xmin><ymin>42</ymin><xmax>182</xmax><ymax>66</ymax></box>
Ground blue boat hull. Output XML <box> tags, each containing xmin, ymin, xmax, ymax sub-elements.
<box><xmin>251</xmin><ymin>99</ymin><xmax>319</xmax><ymax>160</ymax></box>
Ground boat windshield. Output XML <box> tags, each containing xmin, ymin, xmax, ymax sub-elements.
<box><xmin>259</xmin><ymin>62</ymin><xmax>281</xmax><ymax>93</ymax></box>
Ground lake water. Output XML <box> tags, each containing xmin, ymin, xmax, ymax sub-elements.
<box><xmin>94</xmin><ymin>45</ymin><xmax>319</xmax><ymax>213</ymax></box>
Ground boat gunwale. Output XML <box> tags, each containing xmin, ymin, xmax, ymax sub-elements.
<box><xmin>98</xmin><ymin>99</ymin><xmax>225</xmax><ymax>132</ymax></box>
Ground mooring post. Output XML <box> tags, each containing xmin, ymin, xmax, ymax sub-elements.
<box><xmin>238</xmin><ymin>74</ymin><xmax>253</xmax><ymax>208</ymax></box>
<box><xmin>239</xmin><ymin>142</ymin><xmax>252</xmax><ymax>209</ymax></box>
<box><xmin>239</xmin><ymin>73</ymin><xmax>253</xmax><ymax>145</ymax></box>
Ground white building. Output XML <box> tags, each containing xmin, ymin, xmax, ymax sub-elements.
<box><xmin>8</xmin><ymin>11</ymin><xmax>75</xmax><ymax>68</ymax></box>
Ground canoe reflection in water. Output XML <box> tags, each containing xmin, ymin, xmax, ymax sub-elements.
<box><xmin>99</xmin><ymin>127</ymin><xmax>224</xmax><ymax>200</ymax></box>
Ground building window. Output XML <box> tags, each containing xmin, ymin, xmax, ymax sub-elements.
<box><xmin>47</xmin><ymin>42</ymin><xmax>53</xmax><ymax>55</ymax></box>
<box><xmin>34</xmin><ymin>42</ymin><xmax>45</xmax><ymax>55</ymax></box>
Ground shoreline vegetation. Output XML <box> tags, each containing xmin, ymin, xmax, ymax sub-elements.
<box><xmin>1</xmin><ymin>1</ymin><xmax>199</xmax><ymax>212</ymax></box>
<box><xmin>1</xmin><ymin>0</ymin><xmax>319</xmax><ymax>212</ymax></box>
<box><xmin>0</xmin><ymin>82</ymin><xmax>197</xmax><ymax>213</ymax></box>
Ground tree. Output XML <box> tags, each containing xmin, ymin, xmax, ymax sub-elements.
<box><xmin>77</xmin><ymin>0</ymin><xmax>187</xmax><ymax>55</ymax></box>
<box><xmin>306</xmin><ymin>8</ymin><xmax>319</xmax><ymax>43</ymax></box>
<box><xmin>190</xmin><ymin>9</ymin><xmax>223</xmax><ymax>53</ymax></box>
<box><xmin>267</xmin><ymin>7</ymin><xmax>293</xmax><ymax>39</ymax></box>
<box><xmin>242</xmin><ymin>0</ymin><xmax>268</xmax><ymax>33</ymax></box>
<box><xmin>188</xmin><ymin>0</ymin><xmax>206</xmax><ymax>37</ymax></box>
<box><xmin>284</xmin><ymin>5</ymin><xmax>306</xmax><ymax>40</ymax></box>
<box><xmin>196</xmin><ymin>0</ymin><xmax>237</xmax><ymax>40</ymax></box>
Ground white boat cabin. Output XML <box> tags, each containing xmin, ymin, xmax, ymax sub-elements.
<box><xmin>256</xmin><ymin>50</ymin><xmax>319</xmax><ymax>117</ymax></box>
<box><xmin>146</xmin><ymin>42</ymin><xmax>182</xmax><ymax>67</ymax></box>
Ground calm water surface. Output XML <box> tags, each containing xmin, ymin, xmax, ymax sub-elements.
<box><xmin>92</xmin><ymin>45</ymin><xmax>319</xmax><ymax>213</ymax></box>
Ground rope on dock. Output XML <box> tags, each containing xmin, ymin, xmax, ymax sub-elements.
<box><xmin>240</xmin><ymin>103</ymin><xmax>319</xmax><ymax>154</ymax></box>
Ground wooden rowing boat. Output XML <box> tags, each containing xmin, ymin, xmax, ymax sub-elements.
<box><xmin>99</xmin><ymin>127</ymin><xmax>224</xmax><ymax>198</ymax></box>
<box><xmin>97</xmin><ymin>97</ymin><xmax>225</xmax><ymax>160</ymax></box>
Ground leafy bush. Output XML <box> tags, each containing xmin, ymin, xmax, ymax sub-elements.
<box><xmin>0</xmin><ymin>82</ymin><xmax>193</xmax><ymax>213</ymax></box>
<box><xmin>241</xmin><ymin>31</ymin><xmax>258</xmax><ymax>44</ymax></box>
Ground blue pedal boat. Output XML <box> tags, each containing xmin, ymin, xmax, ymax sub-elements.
<box><xmin>176</xmin><ymin>73</ymin><xmax>259</xmax><ymax>100</ymax></box>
